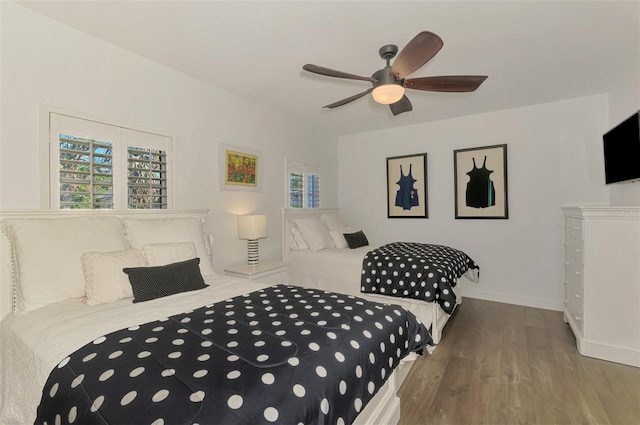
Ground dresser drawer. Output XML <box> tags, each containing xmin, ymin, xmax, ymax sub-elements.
<box><xmin>565</xmin><ymin>281</ymin><xmax>584</xmax><ymax>320</ymax></box>
<box><xmin>565</xmin><ymin>217</ymin><xmax>584</xmax><ymax>241</ymax></box>
<box><xmin>564</xmin><ymin>236</ymin><xmax>584</xmax><ymax>264</ymax></box>
<box><xmin>565</xmin><ymin>282</ymin><xmax>584</xmax><ymax>335</ymax></box>
<box><xmin>564</xmin><ymin>256</ymin><xmax>584</xmax><ymax>287</ymax></box>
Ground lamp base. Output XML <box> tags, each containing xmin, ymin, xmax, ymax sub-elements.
<box><xmin>247</xmin><ymin>239</ymin><xmax>259</xmax><ymax>266</ymax></box>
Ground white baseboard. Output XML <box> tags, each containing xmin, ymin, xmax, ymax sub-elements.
<box><xmin>459</xmin><ymin>286</ymin><xmax>564</xmax><ymax>312</ymax></box>
<box><xmin>578</xmin><ymin>339</ymin><xmax>640</xmax><ymax>368</ymax></box>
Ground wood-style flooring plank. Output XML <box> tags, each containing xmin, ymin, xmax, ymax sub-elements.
<box><xmin>397</xmin><ymin>298</ymin><xmax>640</xmax><ymax>425</ymax></box>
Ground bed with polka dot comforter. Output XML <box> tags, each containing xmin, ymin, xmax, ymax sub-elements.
<box><xmin>361</xmin><ymin>242</ymin><xmax>480</xmax><ymax>315</ymax></box>
<box><xmin>35</xmin><ymin>284</ymin><xmax>432</xmax><ymax>425</ymax></box>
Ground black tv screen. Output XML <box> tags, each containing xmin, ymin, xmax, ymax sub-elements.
<box><xmin>603</xmin><ymin>111</ymin><xmax>640</xmax><ymax>184</ymax></box>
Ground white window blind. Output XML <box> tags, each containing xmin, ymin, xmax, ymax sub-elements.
<box><xmin>286</xmin><ymin>160</ymin><xmax>320</xmax><ymax>209</ymax></box>
<box><xmin>58</xmin><ymin>135</ymin><xmax>114</xmax><ymax>209</ymax></box>
<box><xmin>306</xmin><ymin>167</ymin><xmax>320</xmax><ymax>208</ymax></box>
<box><xmin>46</xmin><ymin>110</ymin><xmax>173</xmax><ymax>209</ymax></box>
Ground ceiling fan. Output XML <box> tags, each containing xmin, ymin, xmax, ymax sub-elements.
<box><xmin>302</xmin><ymin>31</ymin><xmax>488</xmax><ymax>116</ymax></box>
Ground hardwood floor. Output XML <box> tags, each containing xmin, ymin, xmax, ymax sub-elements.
<box><xmin>397</xmin><ymin>298</ymin><xmax>640</xmax><ymax>425</ymax></box>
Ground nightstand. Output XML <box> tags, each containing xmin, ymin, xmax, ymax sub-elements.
<box><xmin>224</xmin><ymin>260</ymin><xmax>289</xmax><ymax>285</ymax></box>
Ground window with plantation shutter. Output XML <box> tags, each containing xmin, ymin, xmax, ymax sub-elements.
<box><xmin>127</xmin><ymin>146</ymin><xmax>168</xmax><ymax>209</ymax></box>
<box><xmin>59</xmin><ymin>135</ymin><xmax>114</xmax><ymax>209</ymax></box>
<box><xmin>43</xmin><ymin>107</ymin><xmax>173</xmax><ymax>209</ymax></box>
<box><xmin>286</xmin><ymin>159</ymin><xmax>320</xmax><ymax>208</ymax></box>
<box><xmin>307</xmin><ymin>171</ymin><xmax>320</xmax><ymax>208</ymax></box>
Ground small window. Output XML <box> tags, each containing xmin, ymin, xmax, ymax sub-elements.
<box><xmin>58</xmin><ymin>134</ymin><xmax>114</xmax><ymax>209</ymax></box>
<box><xmin>307</xmin><ymin>172</ymin><xmax>320</xmax><ymax>208</ymax></box>
<box><xmin>286</xmin><ymin>159</ymin><xmax>320</xmax><ymax>208</ymax></box>
<box><xmin>43</xmin><ymin>107</ymin><xmax>173</xmax><ymax>209</ymax></box>
<box><xmin>127</xmin><ymin>146</ymin><xmax>168</xmax><ymax>209</ymax></box>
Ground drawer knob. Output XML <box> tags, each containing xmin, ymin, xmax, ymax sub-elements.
<box><xmin>575</xmin><ymin>294</ymin><xmax>581</xmax><ymax>298</ymax></box>
<box><xmin>575</xmin><ymin>249</ymin><xmax>581</xmax><ymax>253</ymax></box>
<box><xmin>575</xmin><ymin>271</ymin><xmax>582</xmax><ymax>276</ymax></box>
<box><xmin>575</xmin><ymin>315</ymin><xmax>581</xmax><ymax>321</ymax></box>
<box><xmin>564</xmin><ymin>280</ymin><xmax>569</xmax><ymax>285</ymax></box>
<box><xmin>564</xmin><ymin>262</ymin><xmax>570</xmax><ymax>265</ymax></box>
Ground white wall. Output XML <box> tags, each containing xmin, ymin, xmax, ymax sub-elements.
<box><xmin>337</xmin><ymin>94</ymin><xmax>610</xmax><ymax>311</ymax></box>
<box><xmin>0</xmin><ymin>1</ymin><xmax>338</xmax><ymax>270</ymax></box>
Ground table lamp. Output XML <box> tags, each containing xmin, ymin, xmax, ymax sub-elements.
<box><xmin>237</xmin><ymin>214</ymin><xmax>268</xmax><ymax>266</ymax></box>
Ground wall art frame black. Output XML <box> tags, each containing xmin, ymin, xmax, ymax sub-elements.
<box><xmin>386</xmin><ymin>153</ymin><xmax>428</xmax><ymax>218</ymax></box>
<box><xmin>454</xmin><ymin>144</ymin><xmax>508</xmax><ymax>219</ymax></box>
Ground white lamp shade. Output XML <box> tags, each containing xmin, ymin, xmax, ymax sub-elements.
<box><xmin>372</xmin><ymin>84</ymin><xmax>405</xmax><ymax>105</ymax></box>
<box><xmin>238</xmin><ymin>214</ymin><xmax>268</xmax><ymax>239</ymax></box>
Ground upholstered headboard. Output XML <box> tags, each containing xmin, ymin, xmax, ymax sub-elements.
<box><xmin>0</xmin><ymin>209</ymin><xmax>209</xmax><ymax>321</ymax></box>
<box><xmin>280</xmin><ymin>207</ymin><xmax>339</xmax><ymax>262</ymax></box>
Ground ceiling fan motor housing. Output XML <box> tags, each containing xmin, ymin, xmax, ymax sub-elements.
<box><xmin>371</xmin><ymin>67</ymin><xmax>403</xmax><ymax>89</ymax></box>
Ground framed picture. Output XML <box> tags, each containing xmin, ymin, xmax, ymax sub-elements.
<box><xmin>454</xmin><ymin>144</ymin><xmax>508</xmax><ymax>219</ymax></box>
<box><xmin>219</xmin><ymin>143</ymin><xmax>262</xmax><ymax>192</ymax></box>
<box><xmin>386</xmin><ymin>153</ymin><xmax>428</xmax><ymax>218</ymax></box>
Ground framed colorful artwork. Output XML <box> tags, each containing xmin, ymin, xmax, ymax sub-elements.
<box><xmin>386</xmin><ymin>153</ymin><xmax>428</xmax><ymax>218</ymax></box>
<box><xmin>219</xmin><ymin>144</ymin><xmax>262</xmax><ymax>192</ymax></box>
<box><xmin>454</xmin><ymin>144</ymin><xmax>508</xmax><ymax>219</ymax></box>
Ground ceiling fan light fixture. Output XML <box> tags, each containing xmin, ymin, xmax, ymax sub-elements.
<box><xmin>372</xmin><ymin>84</ymin><xmax>405</xmax><ymax>105</ymax></box>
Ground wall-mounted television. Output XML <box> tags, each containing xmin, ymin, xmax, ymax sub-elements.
<box><xmin>603</xmin><ymin>110</ymin><xmax>640</xmax><ymax>184</ymax></box>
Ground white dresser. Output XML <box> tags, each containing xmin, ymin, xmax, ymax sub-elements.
<box><xmin>562</xmin><ymin>206</ymin><xmax>640</xmax><ymax>367</ymax></box>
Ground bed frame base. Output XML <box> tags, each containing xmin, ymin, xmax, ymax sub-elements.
<box><xmin>355</xmin><ymin>356</ymin><xmax>414</xmax><ymax>425</ymax></box>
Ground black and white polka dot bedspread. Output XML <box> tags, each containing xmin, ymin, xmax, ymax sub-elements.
<box><xmin>360</xmin><ymin>242</ymin><xmax>480</xmax><ymax>315</ymax></box>
<box><xmin>36</xmin><ymin>284</ymin><xmax>432</xmax><ymax>425</ymax></box>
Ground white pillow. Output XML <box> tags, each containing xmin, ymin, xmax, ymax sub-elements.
<box><xmin>143</xmin><ymin>241</ymin><xmax>197</xmax><ymax>266</ymax></box>
<box><xmin>123</xmin><ymin>217</ymin><xmax>213</xmax><ymax>275</ymax></box>
<box><xmin>321</xmin><ymin>213</ymin><xmax>350</xmax><ymax>232</ymax></box>
<box><xmin>329</xmin><ymin>226</ymin><xmax>354</xmax><ymax>249</ymax></box>
<box><xmin>289</xmin><ymin>226</ymin><xmax>309</xmax><ymax>251</ymax></box>
<box><xmin>81</xmin><ymin>249</ymin><xmax>147</xmax><ymax>305</ymax></box>
<box><xmin>292</xmin><ymin>218</ymin><xmax>334</xmax><ymax>251</ymax></box>
<box><xmin>1</xmin><ymin>217</ymin><xmax>127</xmax><ymax>315</ymax></box>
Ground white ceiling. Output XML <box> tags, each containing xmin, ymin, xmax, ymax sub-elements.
<box><xmin>16</xmin><ymin>0</ymin><xmax>640</xmax><ymax>137</ymax></box>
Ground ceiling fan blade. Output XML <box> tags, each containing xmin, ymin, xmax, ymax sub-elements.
<box><xmin>323</xmin><ymin>89</ymin><xmax>373</xmax><ymax>109</ymax></box>
<box><xmin>390</xmin><ymin>31</ymin><xmax>444</xmax><ymax>80</ymax></box>
<box><xmin>303</xmin><ymin>64</ymin><xmax>377</xmax><ymax>83</ymax></box>
<box><xmin>389</xmin><ymin>96</ymin><xmax>413</xmax><ymax>116</ymax></box>
<box><xmin>404</xmin><ymin>75</ymin><xmax>488</xmax><ymax>92</ymax></box>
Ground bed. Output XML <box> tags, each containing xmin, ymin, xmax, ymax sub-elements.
<box><xmin>0</xmin><ymin>209</ymin><xmax>431</xmax><ymax>425</ymax></box>
<box><xmin>281</xmin><ymin>208</ymin><xmax>479</xmax><ymax>344</ymax></box>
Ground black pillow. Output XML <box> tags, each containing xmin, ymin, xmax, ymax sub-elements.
<box><xmin>123</xmin><ymin>257</ymin><xmax>208</xmax><ymax>303</ymax></box>
<box><xmin>343</xmin><ymin>230</ymin><xmax>369</xmax><ymax>249</ymax></box>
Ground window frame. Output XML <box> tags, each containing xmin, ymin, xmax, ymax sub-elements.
<box><xmin>39</xmin><ymin>104</ymin><xmax>175</xmax><ymax>209</ymax></box>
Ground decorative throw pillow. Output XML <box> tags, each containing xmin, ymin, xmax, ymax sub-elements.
<box><xmin>81</xmin><ymin>249</ymin><xmax>147</xmax><ymax>305</ymax></box>
<box><xmin>143</xmin><ymin>241</ymin><xmax>197</xmax><ymax>266</ymax></box>
<box><xmin>123</xmin><ymin>217</ymin><xmax>213</xmax><ymax>275</ymax></box>
<box><xmin>123</xmin><ymin>257</ymin><xmax>208</xmax><ymax>303</ymax></box>
<box><xmin>292</xmin><ymin>218</ymin><xmax>334</xmax><ymax>251</ymax></box>
<box><xmin>329</xmin><ymin>226</ymin><xmax>354</xmax><ymax>249</ymax></box>
<box><xmin>344</xmin><ymin>230</ymin><xmax>369</xmax><ymax>249</ymax></box>
<box><xmin>290</xmin><ymin>226</ymin><xmax>309</xmax><ymax>250</ymax></box>
<box><xmin>320</xmin><ymin>213</ymin><xmax>350</xmax><ymax>232</ymax></box>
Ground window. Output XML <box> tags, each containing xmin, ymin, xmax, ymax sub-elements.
<box><xmin>307</xmin><ymin>172</ymin><xmax>320</xmax><ymax>208</ymax></box>
<box><xmin>127</xmin><ymin>146</ymin><xmax>168</xmax><ymax>208</ymax></box>
<box><xmin>286</xmin><ymin>160</ymin><xmax>320</xmax><ymax>208</ymax></box>
<box><xmin>58</xmin><ymin>135</ymin><xmax>114</xmax><ymax>209</ymax></box>
<box><xmin>43</xmin><ymin>107</ymin><xmax>173</xmax><ymax>209</ymax></box>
